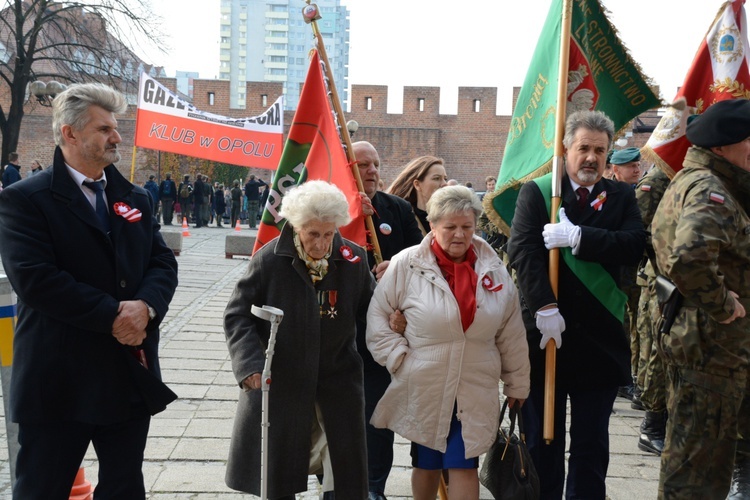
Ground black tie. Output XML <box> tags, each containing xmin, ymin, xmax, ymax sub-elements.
<box><xmin>576</xmin><ymin>187</ymin><xmax>589</xmax><ymax>210</ymax></box>
<box><xmin>83</xmin><ymin>180</ymin><xmax>111</xmax><ymax>232</ymax></box>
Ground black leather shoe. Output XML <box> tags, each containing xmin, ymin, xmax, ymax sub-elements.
<box><xmin>617</xmin><ymin>384</ymin><xmax>634</xmax><ymax>401</ymax></box>
<box><xmin>729</xmin><ymin>448</ymin><xmax>750</xmax><ymax>499</ymax></box>
<box><xmin>367</xmin><ymin>493</ymin><xmax>387</xmax><ymax>500</ymax></box>
<box><xmin>638</xmin><ymin>432</ymin><xmax>664</xmax><ymax>455</ymax></box>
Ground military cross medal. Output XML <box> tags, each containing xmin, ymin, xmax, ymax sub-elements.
<box><xmin>328</xmin><ymin>291</ymin><xmax>338</xmax><ymax>318</ymax></box>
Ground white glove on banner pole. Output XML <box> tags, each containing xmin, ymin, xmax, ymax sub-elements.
<box><xmin>536</xmin><ymin>307</ymin><xmax>566</xmax><ymax>349</ymax></box>
<box><xmin>543</xmin><ymin>208</ymin><xmax>581</xmax><ymax>254</ymax></box>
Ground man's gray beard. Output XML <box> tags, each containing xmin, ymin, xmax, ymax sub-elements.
<box><xmin>106</xmin><ymin>150</ymin><xmax>121</xmax><ymax>164</ymax></box>
<box><xmin>577</xmin><ymin>168</ymin><xmax>599</xmax><ymax>184</ymax></box>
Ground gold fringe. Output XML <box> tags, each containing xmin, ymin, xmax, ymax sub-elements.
<box><xmin>483</xmin><ymin>161</ymin><xmax>553</xmax><ymax>236</ymax></box>
<box><xmin>640</xmin><ymin>145</ymin><xmax>677</xmax><ymax>180</ymax></box>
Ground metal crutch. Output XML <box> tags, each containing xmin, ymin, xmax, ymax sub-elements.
<box><xmin>251</xmin><ymin>304</ymin><xmax>284</xmax><ymax>500</ymax></box>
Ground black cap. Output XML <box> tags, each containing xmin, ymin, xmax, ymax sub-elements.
<box><xmin>686</xmin><ymin>99</ymin><xmax>750</xmax><ymax>148</ymax></box>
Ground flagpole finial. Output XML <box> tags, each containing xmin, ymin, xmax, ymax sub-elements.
<box><xmin>302</xmin><ymin>3</ymin><xmax>321</xmax><ymax>23</ymax></box>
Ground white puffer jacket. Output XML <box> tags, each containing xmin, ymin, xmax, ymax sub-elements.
<box><xmin>366</xmin><ymin>233</ymin><xmax>530</xmax><ymax>459</ymax></box>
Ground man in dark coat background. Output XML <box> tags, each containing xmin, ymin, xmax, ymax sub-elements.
<box><xmin>507</xmin><ymin>110</ymin><xmax>646</xmax><ymax>499</ymax></box>
<box><xmin>193</xmin><ymin>173</ymin><xmax>205</xmax><ymax>228</ymax></box>
<box><xmin>2</xmin><ymin>152</ymin><xmax>22</xmax><ymax>188</ymax></box>
<box><xmin>0</xmin><ymin>82</ymin><xmax>178</xmax><ymax>499</ymax></box>
<box><xmin>352</xmin><ymin>141</ymin><xmax>423</xmax><ymax>500</ymax></box>
<box><xmin>159</xmin><ymin>172</ymin><xmax>177</xmax><ymax>225</ymax></box>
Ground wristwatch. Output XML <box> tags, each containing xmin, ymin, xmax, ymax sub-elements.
<box><xmin>144</xmin><ymin>301</ymin><xmax>157</xmax><ymax>321</ymax></box>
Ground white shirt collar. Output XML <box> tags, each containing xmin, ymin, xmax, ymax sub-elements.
<box><xmin>65</xmin><ymin>164</ymin><xmax>107</xmax><ymax>188</ymax></box>
<box><xmin>568</xmin><ymin>177</ymin><xmax>592</xmax><ymax>194</ymax></box>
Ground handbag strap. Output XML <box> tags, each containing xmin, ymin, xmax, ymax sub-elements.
<box><xmin>499</xmin><ymin>399</ymin><xmax>519</xmax><ymax>437</ymax></box>
<box><xmin>508</xmin><ymin>400</ymin><xmax>528</xmax><ymax>443</ymax></box>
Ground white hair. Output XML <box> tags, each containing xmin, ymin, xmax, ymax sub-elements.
<box><xmin>279</xmin><ymin>181</ymin><xmax>351</xmax><ymax>229</ymax></box>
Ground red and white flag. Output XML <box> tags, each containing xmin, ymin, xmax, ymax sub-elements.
<box><xmin>643</xmin><ymin>0</ymin><xmax>750</xmax><ymax>177</ymax></box>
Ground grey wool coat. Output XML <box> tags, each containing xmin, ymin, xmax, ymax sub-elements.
<box><xmin>224</xmin><ymin>222</ymin><xmax>375</xmax><ymax>498</ymax></box>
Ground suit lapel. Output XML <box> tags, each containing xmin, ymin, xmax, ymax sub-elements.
<box><xmin>50</xmin><ymin>155</ymin><xmax>104</xmax><ymax>234</ymax></box>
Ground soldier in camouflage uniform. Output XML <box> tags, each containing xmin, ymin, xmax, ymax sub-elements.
<box><xmin>651</xmin><ymin>99</ymin><xmax>750</xmax><ymax>499</ymax></box>
<box><xmin>634</xmin><ymin>166</ymin><xmax>672</xmax><ymax>456</ymax></box>
<box><xmin>611</xmin><ymin>147</ymin><xmax>646</xmax><ymax>407</ymax></box>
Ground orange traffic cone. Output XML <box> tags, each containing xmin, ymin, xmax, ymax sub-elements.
<box><xmin>69</xmin><ymin>467</ymin><xmax>93</xmax><ymax>500</ymax></box>
<box><xmin>182</xmin><ymin>217</ymin><xmax>191</xmax><ymax>237</ymax></box>
<box><xmin>234</xmin><ymin>220</ymin><xmax>241</xmax><ymax>232</ymax></box>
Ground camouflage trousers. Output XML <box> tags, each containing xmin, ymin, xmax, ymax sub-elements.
<box><xmin>636</xmin><ymin>277</ymin><xmax>667</xmax><ymax>411</ymax></box>
<box><xmin>622</xmin><ymin>282</ymin><xmax>641</xmax><ymax>377</ymax></box>
<box><xmin>659</xmin><ymin>365</ymin><xmax>747</xmax><ymax>499</ymax></box>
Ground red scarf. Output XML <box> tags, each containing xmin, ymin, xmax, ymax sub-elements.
<box><xmin>430</xmin><ymin>238</ymin><xmax>477</xmax><ymax>332</ymax></box>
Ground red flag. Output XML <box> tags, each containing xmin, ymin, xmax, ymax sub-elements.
<box><xmin>643</xmin><ymin>0</ymin><xmax>750</xmax><ymax>177</ymax></box>
<box><xmin>252</xmin><ymin>50</ymin><xmax>365</xmax><ymax>254</ymax></box>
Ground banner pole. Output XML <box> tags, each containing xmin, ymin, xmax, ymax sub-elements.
<box><xmin>130</xmin><ymin>145</ymin><xmax>137</xmax><ymax>183</ymax></box>
<box><xmin>304</xmin><ymin>2</ymin><xmax>383</xmax><ymax>264</ymax></box>
<box><xmin>544</xmin><ymin>0</ymin><xmax>573</xmax><ymax>445</ymax></box>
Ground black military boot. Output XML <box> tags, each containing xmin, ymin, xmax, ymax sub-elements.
<box><xmin>638</xmin><ymin>410</ymin><xmax>666</xmax><ymax>456</ymax></box>
<box><xmin>728</xmin><ymin>447</ymin><xmax>750</xmax><ymax>498</ymax></box>
<box><xmin>631</xmin><ymin>385</ymin><xmax>645</xmax><ymax>411</ymax></box>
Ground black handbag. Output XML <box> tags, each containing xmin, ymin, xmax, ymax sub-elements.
<box><xmin>479</xmin><ymin>399</ymin><xmax>540</xmax><ymax>500</ymax></box>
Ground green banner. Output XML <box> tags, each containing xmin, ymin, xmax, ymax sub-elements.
<box><xmin>484</xmin><ymin>0</ymin><xmax>660</xmax><ymax>235</ymax></box>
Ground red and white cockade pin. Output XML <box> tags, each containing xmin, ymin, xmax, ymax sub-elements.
<box><xmin>482</xmin><ymin>275</ymin><xmax>503</xmax><ymax>292</ymax></box>
<box><xmin>113</xmin><ymin>202</ymin><xmax>142</xmax><ymax>222</ymax></box>
<box><xmin>590</xmin><ymin>191</ymin><xmax>607</xmax><ymax>211</ymax></box>
<box><xmin>339</xmin><ymin>245</ymin><xmax>361</xmax><ymax>263</ymax></box>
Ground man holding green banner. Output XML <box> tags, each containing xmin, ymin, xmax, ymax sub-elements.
<box><xmin>507</xmin><ymin>110</ymin><xmax>646</xmax><ymax>498</ymax></box>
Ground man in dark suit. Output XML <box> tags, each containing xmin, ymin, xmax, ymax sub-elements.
<box><xmin>507</xmin><ymin>110</ymin><xmax>645</xmax><ymax>499</ymax></box>
<box><xmin>0</xmin><ymin>83</ymin><xmax>179</xmax><ymax>499</ymax></box>
<box><xmin>352</xmin><ymin>141</ymin><xmax>423</xmax><ymax>500</ymax></box>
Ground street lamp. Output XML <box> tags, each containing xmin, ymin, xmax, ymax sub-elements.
<box><xmin>346</xmin><ymin>119</ymin><xmax>359</xmax><ymax>138</ymax></box>
<box><xmin>29</xmin><ymin>80</ymin><xmax>67</xmax><ymax>107</ymax></box>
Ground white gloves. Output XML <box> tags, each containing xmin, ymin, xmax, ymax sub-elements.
<box><xmin>535</xmin><ymin>307</ymin><xmax>566</xmax><ymax>349</ymax></box>
<box><xmin>543</xmin><ymin>208</ymin><xmax>581</xmax><ymax>254</ymax></box>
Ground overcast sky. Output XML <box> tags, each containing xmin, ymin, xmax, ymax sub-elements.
<box><xmin>149</xmin><ymin>0</ymin><xmax>728</xmax><ymax>114</ymax></box>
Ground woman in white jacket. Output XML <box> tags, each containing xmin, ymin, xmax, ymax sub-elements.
<box><xmin>367</xmin><ymin>186</ymin><xmax>530</xmax><ymax>500</ymax></box>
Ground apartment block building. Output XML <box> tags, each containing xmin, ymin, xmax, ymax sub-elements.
<box><xmin>219</xmin><ymin>0</ymin><xmax>350</xmax><ymax>110</ymax></box>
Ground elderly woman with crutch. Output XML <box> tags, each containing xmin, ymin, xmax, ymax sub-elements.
<box><xmin>224</xmin><ymin>180</ymin><xmax>376</xmax><ymax>499</ymax></box>
<box><xmin>367</xmin><ymin>186</ymin><xmax>531</xmax><ymax>500</ymax></box>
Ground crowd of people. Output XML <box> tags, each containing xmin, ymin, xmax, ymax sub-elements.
<box><xmin>1</xmin><ymin>80</ymin><xmax>749</xmax><ymax>500</ymax></box>
<box><xmin>147</xmin><ymin>172</ymin><xmax>270</xmax><ymax>229</ymax></box>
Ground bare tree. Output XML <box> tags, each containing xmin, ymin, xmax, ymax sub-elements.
<box><xmin>0</xmin><ymin>0</ymin><xmax>164</xmax><ymax>165</ymax></box>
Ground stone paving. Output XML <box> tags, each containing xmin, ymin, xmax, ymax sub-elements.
<box><xmin>0</xmin><ymin>225</ymin><xmax>661</xmax><ymax>499</ymax></box>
